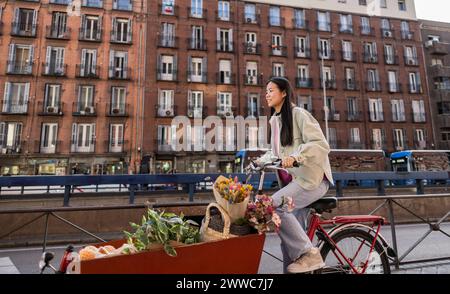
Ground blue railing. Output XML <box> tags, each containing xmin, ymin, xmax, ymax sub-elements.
<box><xmin>0</xmin><ymin>172</ymin><xmax>448</xmax><ymax>206</ymax></box>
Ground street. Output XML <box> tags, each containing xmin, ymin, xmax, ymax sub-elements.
<box><xmin>0</xmin><ymin>223</ymin><xmax>448</xmax><ymax>274</ymax></box>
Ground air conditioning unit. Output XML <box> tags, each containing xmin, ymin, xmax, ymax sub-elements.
<box><xmin>370</xmin><ymin>56</ymin><xmax>377</xmax><ymax>63</ymax></box>
<box><xmin>247</xmin><ymin>76</ymin><xmax>255</xmax><ymax>84</ymax></box>
<box><xmin>46</xmin><ymin>106</ymin><xmax>57</xmax><ymax>113</ymax></box>
<box><xmin>246</xmin><ymin>18</ymin><xmax>253</xmax><ymax>23</ymax></box>
<box><xmin>384</xmin><ymin>31</ymin><xmax>392</xmax><ymax>38</ymax></box>
<box><xmin>225</xmin><ymin>112</ymin><xmax>232</xmax><ymax>117</ymax></box>
<box><xmin>246</xmin><ymin>43</ymin><xmax>255</xmax><ymax>53</ymax></box>
<box><xmin>425</xmin><ymin>40</ymin><xmax>434</xmax><ymax>48</ymax></box>
<box><xmin>85</xmin><ymin>107</ymin><xmax>94</xmax><ymax>114</ymax></box>
<box><xmin>408</xmin><ymin>33</ymin><xmax>414</xmax><ymax>40</ymax></box>
<box><xmin>112</xmin><ymin>108</ymin><xmax>120</xmax><ymax>114</ymax></box>
<box><xmin>333</xmin><ymin>113</ymin><xmax>340</xmax><ymax>121</ymax></box>
<box><xmin>165</xmin><ymin>110</ymin><xmax>173</xmax><ymax>116</ymax></box>
<box><xmin>407</xmin><ymin>59</ymin><xmax>414</xmax><ymax>65</ymax></box>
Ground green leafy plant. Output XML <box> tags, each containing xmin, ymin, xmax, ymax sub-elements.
<box><xmin>124</xmin><ymin>209</ymin><xmax>200</xmax><ymax>257</ymax></box>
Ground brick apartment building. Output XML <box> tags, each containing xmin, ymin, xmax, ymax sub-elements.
<box><xmin>0</xmin><ymin>0</ymin><xmax>146</xmax><ymax>175</ymax></box>
<box><xmin>143</xmin><ymin>0</ymin><xmax>433</xmax><ymax>174</ymax></box>
<box><xmin>420</xmin><ymin>20</ymin><xmax>450</xmax><ymax>150</ymax></box>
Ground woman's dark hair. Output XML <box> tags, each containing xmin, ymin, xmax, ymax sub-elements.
<box><xmin>267</xmin><ymin>77</ymin><xmax>294</xmax><ymax>147</ymax></box>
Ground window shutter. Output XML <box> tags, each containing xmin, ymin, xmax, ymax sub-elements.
<box><xmin>216</xmin><ymin>28</ymin><xmax>220</xmax><ymax>50</ymax></box>
<box><xmin>173</xmin><ymin>55</ymin><xmax>177</xmax><ymax>80</ymax></box>
<box><xmin>187</xmin><ymin>56</ymin><xmax>192</xmax><ymax>82</ymax></box>
<box><xmin>80</xmin><ymin>49</ymin><xmax>87</xmax><ymax>76</ymax></box>
<box><xmin>113</xmin><ymin>0</ymin><xmax>118</xmax><ymax>10</ymax></box>
<box><xmin>111</xmin><ymin>17</ymin><xmax>117</xmax><ymax>41</ymax></box>
<box><xmin>109</xmin><ymin>50</ymin><xmax>115</xmax><ymax>78</ymax></box>
<box><xmin>229</xmin><ymin>29</ymin><xmax>233</xmax><ymax>51</ymax></box>
<box><xmin>14</xmin><ymin>123</ymin><xmax>22</xmax><ymax>149</ymax></box>
<box><xmin>96</xmin><ymin>15</ymin><xmax>102</xmax><ymax>40</ymax></box>
<box><xmin>3</xmin><ymin>83</ymin><xmax>10</xmax><ymax>113</ymax></box>
<box><xmin>127</xmin><ymin>19</ymin><xmax>132</xmax><ymax>43</ymax></box>
<box><xmin>202</xmin><ymin>57</ymin><xmax>207</xmax><ymax>82</ymax></box>
<box><xmin>157</xmin><ymin>55</ymin><xmax>162</xmax><ymax>80</ymax></box>
<box><xmin>92</xmin><ymin>50</ymin><xmax>97</xmax><ymax>73</ymax></box>
<box><xmin>45</xmin><ymin>46</ymin><xmax>51</xmax><ymax>74</ymax></box>
<box><xmin>32</xmin><ymin>10</ymin><xmax>38</xmax><ymax>35</ymax></box>
<box><xmin>0</xmin><ymin>122</ymin><xmax>5</xmax><ymax>147</ymax></box>
<box><xmin>91</xmin><ymin>124</ymin><xmax>96</xmax><ymax>151</ymax></box>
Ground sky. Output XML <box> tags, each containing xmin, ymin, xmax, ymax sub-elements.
<box><xmin>414</xmin><ymin>0</ymin><xmax>450</xmax><ymax>22</ymax></box>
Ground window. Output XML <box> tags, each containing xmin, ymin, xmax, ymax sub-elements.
<box><xmin>246</xmin><ymin>61</ymin><xmax>258</xmax><ymax>84</ymax></box>
<box><xmin>269</xmin><ymin>6</ymin><xmax>281</xmax><ymax>26</ymax></box>
<box><xmin>247</xmin><ymin>93</ymin><xmax>260</xmax><ymax>117</ymax></box>
<box><xmin>190</xmin><ymin>0</ymin><xmax>203</xmax><ymax>18</ymax></box>
<box><xmin>81</xmin><ymin>15</ymin><xmax>102</xmax><ymax>41</ymax></box>
<box><xmin>80</xmin><ymin>49</ymin><xmax>97</xmax><ymax>77</ymax></box>
<box><xmin>2</xmin><ymin>82</ymin><xmax>30</xmax><ymax>114</ymax></box>
<box><xmin>393</xmin><ymin>129</ymin><xmax>406</xmax><ymax>150</ymax></box>
<box><xmin>41</xmin><ymin>123</ymin><xmax>58</xmax><ymax>154</ymax></box>
<box><xmin>388</xmin><ymin>71</ymin><xmax>399</xmax><ymax>92</ymax></box>
<box><xmin>372</xmin><ymin>129</ymin><xmax>385</xmax><ymax>150</ymax></box>
<box><xmin>342</xmin><ymin>41</ymin><xmax>353</xmax><ymax>61</ymax></box>
<box><xmin>218</xmin><ymin>1</ymin><xmax>230</xmax><ymax>21</ymax></box>
<box><xmin>369</xmin><ymin>98</ymin><xmax>383</xmax><ymax>121</ymax></box>
<box><xmin>218</xmin><ymin>60</ymin><xmax>232</xmax><ymax>84</ymax></box>
<box><xmin>191</xmin><ymin>26</ymin><xmax>204</xmax><ymax>50</ymax></box>
<box><xmin>295</xmin><ymin>36</ymin><xmax>309</xmax><ymax>58</ymax></box>
<box><xmin>112</xmin><ymin>18</ymin><xmax>132</xmax><ymax>43</ymax></box>
<box><xmin>361</xmin><ymin>17</ymin><xmax>371</xmax><ymax>34</ymax></box>
<box><xmin>111</xmin><ymin>87</ymin><xmax>126</xmax><ymax>115</ymax></box>
<box><xmin>317</xmin><ymin>11</ymin><xmax>330</xmax><ymax>31</ymax></box>
<box><xmin>364</xmin><ymin>42</ymin><xmax>378</xmax><ymax>62</ymax></box>
<box><xmin>272</xmin><ymin>63</ymin><xmax>284</xmax><ymax>77</ymax></box>
<box><xmin>7</xmin><ymin>44</ymin><xmax>34</xmax><ymax>74</ymax></box>
<box><xmin>159</xmin><ymin>55</ymin><xmax>174</xmax><ymax>81</ymax></box>
<box><xmin>294</xmin><ymin>9</ymin><xmax>306</xmax><ymax>28</ymax></box>
<box><xmin>71</xmin><ymin>123</ymin><xmax>96</xmax><ymax>153</ymax></box>
<box><xmin>404</xmin><ymin>46</ymin><xmax>417</xmax><ymax>65</ymax></box>
<box><xmin>217</xmin><ymin>28</ymin><xmax>233</xmax><ymax>52</ymax></box>
<box><xmin>188</xmin><ymin>56</ymin><xmax>206</xmax><ymax>83</ymax></box>
<box><xmin>398</xmin><ymin>0</ymin><xmax>406</xmax><ymax>11</ymax></box>
<box><xmin>0</xmin><ymin>122</ymin><xmax>23</xmax><ymax>154</ymax></box>
<box><xmin>77</xmin><ymin>85</ymin><xmax>95</xmax><ymax>113</ymax></box>
<box><xmin>109</xmin><ymin>50</ymin><xmax>128</xmax><ymax>79</ymax></box>
<box><xmin>271</xmin><ymin>34</ymin><xmax>283</xmax><ymax>55</ymax></box>
<box><xmin>412</xmin><ymin>100</ymin><xmax>426</xmax><ymax>122</ymax></box>
<box><xmin>82</xmin><ymin>0</ymin><xmax>103</xmax><ymax>8</ymax></box>
<box><xmin>409</xmin><ymin>72</ymin><xmax>421</xmax><ymax>93</ymax></box>
<box><xmin>345</xmin><ymin>68</ymin><xmax>356</xmax><ymax>89</ymax></box>
<box><xmin>339</xmin><ymin>14</ymin><xmax>353</xmax><ymax>33</ymax></box>
<box><xmin>44</xmin><ymin>46</ymin><xmax>65</xmax><ymax>75</ymax></box>
<box><xmin>319</xmin><ymin>38</ymin><xmax>331</xmax><ymax>59</ymax></box>
<box><xmin>414</xmin><ymin>129</ymin><xmax>426</xmax><ymax>149</ymax></box>
<box><xmin>188</xmin><ymin>91</ymin><xmax>203</xmax><ymax>118</ymax></box>
<box><xmin>244</xmin><ymin>3</ymin><xmax>256</xmax><ymax>23</ymax></box>
<box><xmin>109</xmin><ymin>124</ymin><xmax>124</xmax><ymax>153</ymax></box>
<box><xmin>347</xmin><ymin>97</ymin><xmax>358</xmax><ymax>119</ymax></box>
<box><xmin>49</xmin><ymin>12</ymin><xmax>67</xmax><ymax>38</ymax></box>
<box><xmin>350</xmin><ymin>128</ymin><xmax>361</xmax><ymax>144</ymax></box>
<box><xmin>297</xmin><ymin>95</ymin><xmax>312</xmax><ymax>112</ymax></box>
<box><xmin>391</xmin><ymin>99</ymin><xmax>405</xmax><ymax>121</ymax></box>
<box><xmin>44</xmin><ymin>84</ymin><xmax>61</xmax><ymax>112</ymax></box>
<box><xmin>367</xmin><ymin>69</ymin><xmax>380</xmax><ymax>90</ymax></box>
<box><xmin>158</xmin><ymin>90</ymin><xmax>174</xmax><ymax>116</ymax></box>
<box><xmin>297</xmin><ymin>65</ymin><xmax>310</xmax><ymax>87</ymax></box>
<box><xmin>245</xmin><ymin>32</ymin><xmax>257</xmax><ymax>53</ymax></box>
<box><xmin>12</xmin><ymin>8</ymin><xmax>37</xmax><ymax>36</ymax></box>
<box><xmin>217</xmin><ymin>92</ymin><xmax>232</xmax><ymax>116</ymax></box>
<box><xmin>157</xmin><ymin>125</ymin><xmax>176</xmax><ymax>151</ymax></box>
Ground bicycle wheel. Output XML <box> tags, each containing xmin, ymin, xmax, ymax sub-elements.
<box><xmin>319</xmin><ymin>228</ymin><xmax>391</xmax><ymax>274</ymax></box>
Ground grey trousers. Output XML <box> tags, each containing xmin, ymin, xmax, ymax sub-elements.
<box><xmin>271</xmin><ymin>180</ymin><xmax>330</xmax><ymax>273</ymax></box>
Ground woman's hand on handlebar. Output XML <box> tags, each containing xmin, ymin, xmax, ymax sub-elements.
<box><xmin>281</xmin><ymin>156</ymin><xmax>296</xmax><ymax>168</ymax></box>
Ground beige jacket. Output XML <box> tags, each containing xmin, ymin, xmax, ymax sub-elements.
<box><xmin>257</xmin><ymin>107</ymin><xmax>334</xmax><ymax>190</ymax></box>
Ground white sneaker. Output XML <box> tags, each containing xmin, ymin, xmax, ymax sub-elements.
<box><xmin>287</xmin><ymin>247</ymin><xmax>325</xmax><ymax>274</ymax></box>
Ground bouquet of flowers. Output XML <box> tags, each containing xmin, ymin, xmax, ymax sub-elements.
<box><xmin>246</xmin><ymin>195</ymin><xmax>295</xmax><ymax>234</ymax></box>
<box><xmin>213</xmin><ymin>176</ymin><xmax>253</xmax><ymax>222</ymax></box>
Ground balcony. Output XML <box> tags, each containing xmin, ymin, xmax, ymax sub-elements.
<box><xmin>404</xmin><ymin>56</ymin><xmax>419</xmax><ymax>66</ymax></box>
<box><xmin>412</xmin><ymin>112</ymin><xmax>427</xmax><ymax>123</ymax></box>
<box><xmin>341</xmin><ymin>51</ymin><xmax>357</xmax><ymax>62</ymax></box>
<box><xmin>112</xmin><ymin>0</ymin><xmax>132</xmax><ymax>11</ymax></box>
<box><xmin>158</xmin><ymin>36</ymin><xmax>178</xmax><ymax>48</ymax></box>
<box><xmin>381</xmin><ymin>29</ymin><xmax>395</xmax><ymax>39</ymax></box>
<box><xmin>78</xmin><ymin>27</ymin><xmax>102</xmax><ymax>42</ymax></box>
<box><xmin>339</xmin><ymin>26</ymin><xmax>354</xmax><ymax>35</ymax></box>
<box><xmin>365</xmin><ymin>81</ymin><xmax>382</xmax><ymax>92</ymax></box>
<box><xmin>106</xmin><ymin>103</ymin><xmax>129</xmax><ymax>117</ymax></box>
<box><xmin>318</xmin><ymin>49</ymin><xmax>335</xmax><ymax>60</ymax></box>
<box><xmin>359</xmin><ymin>26</ymin><xmax>375</xmax><ymax>37</ymax></box>
<box><xmin>1</xmin><ymin>101</ymin><xmax>29</xmax><ymax>115</ymax></box>
<box><xmin>319</xmin><ymin>79</ymin><xmax>337</xmax><ymax>90</ymax></box>
<box><xmin>187</xmin><ymin>71</ymin><xmax>207</xmax><ymax>83</ymax></box>
<box><xmin>408</xmin><ymin>84</ymin><xmax>423</xmax><ymax>94</ymax></box>
<box><xmin>158</xmin><ymin>4</ymin><xmax>179</xmax><ymax>17</ymax></box>
<box><xmin>295</xmin><ymin>78</ymin><xmax>313</xmax><ymax>88</ymax></box>
<box><xmin>413</xmin><ymin>140</ymin><xmax>429</xmax><ymax>150</ymax></box>
<box><xmin>70</xmin><ymin>140</ymin><xmax>95</xmax><ymax>153</ymax></box>
<box><xmin>216</xmin><ymin>73</ymin><xmax>236</xmax><ymax>85</ymax></box>
<box><xmin>34</xmin><ymin>140</ymin><xmax>62</xmax><ymax>154</ymax></box>
<box><xmin>430</xmin><ymin>65</ymin><xmax>450</xmax><ymax>78</ymax></box>
<box><xmin>81</xmin><ymin>0</ymin><xmax>103</xmax><ymax>8</ymax></box>
<box><xmin>187</xmin><ymin>38</ymin><xmax>207</xmax><ymax>51</ymax></box>
<box><xmin>216</xmin><ymin>41</ymin><xmax>234</xmax><ymax>53</ymax></box>
<box><xmin>243</xmin><ymin>43</ymin><xmax>261</xmax><ymax>55</ymax></box>
<box><xmin>439</xmin><ymin>141</ymin><xmax>450</xmax><ymax>150</ymax></box>
<box><xmin>270</xmin><ymin>45</ymin><xmax>288</xmax><ymax>57</ymax></box>
<box><xmin>104</xmin><ymin>140</ymin><xmax>128</xmax><ymax>154</ymax></box>
<box><xmin>268</xmin><ymin>16</ymin><xmax>285</xmax><ymax>28</ymax></box>
<box><xmin>243</xmin><ymin>14</ymin><xmax>260</xmax><ymax>25</ymax></box>
<box><xmin>348</xmin><ymin>140</ymin><xmax>364</xmax><ymax>149</ymax></box>
<box><xmin>216</xmin><ymin>106</ymin><xmax>237</xmax><ymax>118</ymax></box>
<box><xmin>294</xmin><ymin>48</ymin><xmax>311</xmax><ymax>59</ymax></box>
<box><xmin>6</xmin><ymin>61</ymin><xmax>33</xmax><ymax>75</ymax></box>
<box><xmin>370</xmin><ymin>140</ymin><xmax>388</xmax><ymax>150</ymax></box>
<box><xmin>401</xmin><ymin>31</ymin><xmax>415</xmax><ymax>41</ymax></box>
<box><xmin>368</xmin><ymin>111</ymin><xmax>385</xmax><ymax>122</ymax></box>
<box><xmin>390</xmin><ymin>112</ymin><xmax>407</xmax><ymax>123</ymax></box>
<box><xmin>72</xmin><ymin>103</ymin><xmax>97</xmax><ymax>116</ymax></box>
<box><xmin>187</xmin><ymin>106</ymin><xmax>208</xmax><ymax>118</ymax></box>
<box><xmin>155</xmin><ymin>105</ymin><xmax>178</xmax><ymax>118</ymax></box>
<box><xmin>243</xmin><ymin>75</ymin><xmax>263</xmax><ymax>86</ymax></box>
<box><xmin>76</xmin><ymin>65</ymin><xmax>100</xmax><ymax>79</ymax></box>
<box><xmin>109</xmin><ymin>66</ymin><xmax>131</xmax><ymax>80</ymax></box>
<box><xmin>110</xmin><ymin>30</ymin><xmax>132</xmax><ymax>44</ymax></box>
<box><xmin>155</xmin><ymin>139</ymin><xmax>174</xmax><ymax>153</ymax></box>
<box><xmin>46</xmin><ymin>25</ymin><xmax>71</xmax><ymax>40</ymax></box>
<box><xmin>316</xmin><ymin>21</ymin><xmax>331</xmax><ymax>32</ymax></box>
<box><xmin>328</xmin><ymin>139</ymin><xmax>342</xmax><ymax>149</ymax></box>
<box><xmin>156</xmin><ymin>69</ymin><xmax>178</xmax><ymax>82</ymax></box>
<box><xmin>245</xmin><ymin>107</ymin><xmax>265</xmax><ymax>118</ymax></box>
<box><xmin>387</xmin><ymin>83</ymin><xmax>403</xmax><ymax>93</ymax></box>
<box><xmin>438</xmin><ymin>115</ymin><xmax>450</xmax><ymax>126</ymax></box>
<box><xmin>393</xmin><ymin>140</ymin><xmax>409</xmax><ymax>151</ymax></box>
<box><xmin>343</xmin><ymin>79</ymin><xmax>359</xmax><ymax>91</ymax></box>
<box><xmin>0</xmin><ymin>142</ymin><xmax>25</xmax><ymax>155</ymax></box>
<box><xmin>322</xmin><ymin>110</ymin><xmax>341</xmax><ymax>122</ymax></box>
<box><xmin>293</xmin><ymin>19</ymin><xmax>309</xmax><ymax>30</ymax></box>
<box><xmin>431</xmin><ymin>89</ymin><xmax>450</xmax><ymax>101</ymax></box>
<box><xmin>187</xmin><ymin>7</ymin><xmax>207</xmax><ymax>19</ymax></box>
<box><xmin>215</xmin><ymin>11</ymin><xmax>234</xmax><ymax>22</ymax></box>
<box><xmin>363</xmin><ymin>53</ymin><xmax>378</xmax><ymax>64</ymax></box>
<box><xmin>345</xmin><ymin>111</ymin><xmax>363</xmax><ymax>122</ymax></box>
<box><xmin>37</xmin><ymin>102</ymin><xmax>64</xmax><ymax>116</ymax></box>
<box><xmin>384</xmin><ymin>54</ymin><xmax>400</xmax><ymax>65</ymax></box>
<box><xmin>42</xmin><ymin>63</ymin><xmax>67</xmax><ymax>77</ymax></box>
<box><xmin>425</xmin><ymin>41</ymin><xmax>448</xmax><ymax>55</ymax></box>
<box><xmin>11</xmin><ymin>22</ymin><xmax>37</xmax><ymax>37</ymax></box>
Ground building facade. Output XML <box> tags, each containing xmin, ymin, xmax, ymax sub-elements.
<box><xmin>420</xmin><ymin>20</ymin><xmax>450</xmax><ymax>150</ymax></box>
<box><xmin>143</xmin><ymin>0</ymin><xmax>434</xmax><ymax>174</ymax></box>
<box><xmin>0</xmin><ymin>0</ymin><xmax>146</xmax><ymax>175</ymax></box>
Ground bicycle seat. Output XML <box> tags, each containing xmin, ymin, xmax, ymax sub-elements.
<box><xmin>307</xmin><ymin>197</ymin><xmax>337</xmax><ymax>212</ymax></box>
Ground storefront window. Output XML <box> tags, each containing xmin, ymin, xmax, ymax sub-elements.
<box><xmin>155</xmin><ymin>160</ymin><xmax>173</xmax><ymax>174</ymax></box>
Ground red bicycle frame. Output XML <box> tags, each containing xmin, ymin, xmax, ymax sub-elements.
<box><xmin>307</xmin><ymin>214</ymin><xmax>385</xmax><ymax>274</ymax></box>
